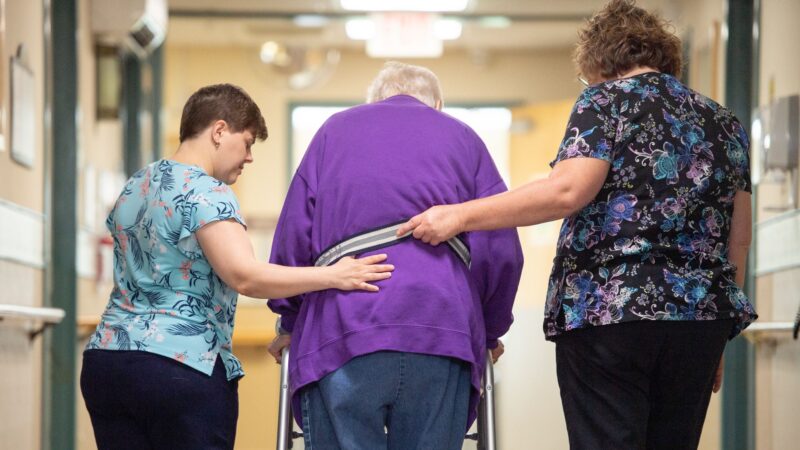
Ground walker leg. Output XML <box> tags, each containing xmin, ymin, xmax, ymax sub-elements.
<box><xmin>466</xmin><ymin>351</ymin><xmax>497</xmax><ymax>449</ymax></box>
<box><xmin>277</xmin><ymin>349</ymin><xmax>293</xmax><ymax>450</ymax></box>
<box><xmin>479</xmin><ymin>351</ymin><xmax>497</xmax><ymax>450</ymax></box>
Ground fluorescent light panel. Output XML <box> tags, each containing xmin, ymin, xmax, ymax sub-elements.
<box><xmin>345</xmin><ymin>18</ymin><xmax>461</xmax><ymax>40</ymax></box>
<box><xmin>345</xmin><ymin>18</ymin><xmax>376</xmax><ymax>40</ymax></box>
<box><xmin>340</xmin><ymin>0</ymin><xmax>469</xmax><ymax>12</ymax></box>
<box><xmin>434</xmin><ymin>18</ymin><xmax>462</xmax><ymax>40</ymax></box>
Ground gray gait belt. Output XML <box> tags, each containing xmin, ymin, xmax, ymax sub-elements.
<box><xmin>313</xmin><ymin>220</ymin><xmax>471</xmax><ymax>268</ymax></box>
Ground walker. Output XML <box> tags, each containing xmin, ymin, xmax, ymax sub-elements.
<box><xmin>276</xmin><ymin>349</ymin><xmax>497</xmax><ymax>449</ymax></box>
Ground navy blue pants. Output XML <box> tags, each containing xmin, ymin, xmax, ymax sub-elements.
<box><xmin>80</xmin><ymin>350</ymin><xmax>239</xmax><ymax>450</ymax></box>
<box><xmin>555</xmin><ymin>320</ymin><xmax>734</xmax><ymax>450</ymax></box>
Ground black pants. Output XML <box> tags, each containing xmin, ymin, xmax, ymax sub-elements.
<box><xmin>555</xmin><ymin>320</ymin><xmax>733</xmax><ymax>450</ymax></box>
<box><xmin>81</xmin><ymin>350</ymin><xmax>239</xmax><ymax>450</ymax></box>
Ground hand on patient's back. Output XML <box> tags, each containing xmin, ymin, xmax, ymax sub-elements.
<box><xmin>330</xmin><ymin>254</ymin><xmax>394</xmax><ymax>292</ymax></box>
<box><xmin>397</xmin><ymin>205</ymin><xmax>463</xmax><ymax>246</ymax></box>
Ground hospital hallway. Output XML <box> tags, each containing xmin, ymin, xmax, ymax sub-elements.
<box><xmin>1</xmin><ymin>0</ymin><xmax>799</xmax><ymax>449</ymax></box>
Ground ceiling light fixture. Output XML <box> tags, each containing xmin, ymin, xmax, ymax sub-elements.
<box><xmin>345</xmin><ymin>18</ymin><xmax>376</xmax><ymax>40</ymax></box>
<box><xmin>346</xmin><ymin>17</ymin><xmax>461</xmax><ymax>41</ymax></box>
<box><xmin>340</xmin><ymin>0</ymin><xmax>469</xmax><ymax>12</ymax></box>
<box><xmin>259</xmin><ymin>41</ymin><xmax>281</xmax><ymax>64</ymax></box>
<box><xmin>434</xmin><ymin>18</ymin><xmax>462</xmax><ymax>40</ymax></box>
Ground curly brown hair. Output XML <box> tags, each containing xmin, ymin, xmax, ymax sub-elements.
<box><xmin>574</xmin><ymin>0</ymin><xmax>682</xmax><ymax>82</ymax></box>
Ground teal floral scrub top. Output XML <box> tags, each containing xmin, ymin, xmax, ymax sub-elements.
<box><xmin>545</xmin><ymin>72</ymin><xmax>757</xmax><ymax>340</ymax></box>
<box><xmin>86</xmin><ymin>159</ymin><xmax>246</xmax><ymax>380</ymax></box>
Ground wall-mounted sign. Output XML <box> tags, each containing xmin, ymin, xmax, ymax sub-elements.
<box><xmin>0</xmin><ymin>0</ymin><xmax>6</xmax><ymax>153</ymax></box>
<box><xmin>10</xmin><ymin>44</ymin><xmax>35</xmax><ymax>168</ymax></box>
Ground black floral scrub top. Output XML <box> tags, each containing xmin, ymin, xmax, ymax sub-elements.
<box><xmin>544</xmin><ymin>72</ymin><xmax>757</xmax><ymax>340</ymax></box>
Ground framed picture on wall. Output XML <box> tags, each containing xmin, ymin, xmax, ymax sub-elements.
<box><xmin>96</xmin><ymin>44</ymin><xmax>121</xmax><ymax>120</ymax></box>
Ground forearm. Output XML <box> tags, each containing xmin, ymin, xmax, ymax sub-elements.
<box><xmin>238</xmin><ymin>261</ymin><xmax>333</xmax><ymax>299</ymax></box>
<box><xmin>459</xmin><ymin>158</ymin><xmax>610</xmax><ymax>233</ymax></box>
<box><xmin>727</xmin><ymin>243</ymin><xmax>749</xmax><ymax>287</ymax></box>
<box><xmin>727</xmin><ymin>191</ymin><xmax>752</xmax><ymax>288</ymax></box>
<box><xmin>461</xmin><ymin>176</ymin><xmax>575</xmax><ymax>232</ymax></box>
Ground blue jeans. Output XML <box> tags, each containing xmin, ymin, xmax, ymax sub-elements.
<box><xmin>301</xmin><ymin>351</ymin><xmax>471</xmax><ymax>450</ymax></box>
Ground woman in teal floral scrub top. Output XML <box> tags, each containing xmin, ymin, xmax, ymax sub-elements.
<box><xmin>80</xmin><ymin>84</ymin><xmax>394</xmax><ymax>450</ymax></box>
<box><xmin>399</xmin><ymin>1</ymin><xmax>757</xmax><ymax>448</ymax></box>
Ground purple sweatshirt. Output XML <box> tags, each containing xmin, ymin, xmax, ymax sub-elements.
<box><xmin>268</xmin><ymin>95</ymin><xmax>524</xmax><ymax>426</ymax></box>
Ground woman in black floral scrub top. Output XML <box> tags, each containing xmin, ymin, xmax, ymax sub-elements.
<box><xmin>399</xmin><ymin>1</ymin><xmax>757</xmax><ymax>448</ymax></box>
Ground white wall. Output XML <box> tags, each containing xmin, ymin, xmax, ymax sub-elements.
<box><xmin>753</xmin><ymin>1</ymin><xmax>800</xmax><ymax>449</ymax></box>
<box><xmin>0</xmin><ymin>1</ymin><xmax>46</xmax><ymax>449</ymax></box>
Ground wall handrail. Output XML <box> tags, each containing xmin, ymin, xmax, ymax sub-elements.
<box><xmin>741</xmin><ymin>322</ymin><xmax>795</xmax><ymax>344</ymax></box>
<box><xmin>0</xmin><ymin>304</ymin><xmax>66</xmax><ymax>324</ymax></box>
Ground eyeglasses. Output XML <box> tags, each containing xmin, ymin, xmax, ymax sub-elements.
<box><xmin>577</xmin><ymin>76</ymin><xmax>589</xmax><ymax>87</ymax></box>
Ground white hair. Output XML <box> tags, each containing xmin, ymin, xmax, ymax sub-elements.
<box><xmin>366</xmin><ymin>61</ymin><xmax>443</xmax><ymax>109</ymax></box>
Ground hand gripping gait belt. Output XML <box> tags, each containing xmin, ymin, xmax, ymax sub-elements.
<box><xmin>313</xmin><ymin>220</ymin><xmax>471</xmax><ymax>268</ymax></box>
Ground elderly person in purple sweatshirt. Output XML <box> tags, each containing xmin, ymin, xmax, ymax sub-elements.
<box><xmin>267</xmin><ymin>61</ymin><xmax>523</xmax><ymax>449</ymax></box>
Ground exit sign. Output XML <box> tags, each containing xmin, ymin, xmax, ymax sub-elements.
<box><xmin>367</xmin><ymin>12</ymin><xmax>443</xmax><ymax>58</ymax></box>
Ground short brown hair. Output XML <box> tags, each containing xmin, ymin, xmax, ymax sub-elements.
<box><xmin>179</xmin><ymin>84</ymin><xmax>268</xmax><ymax>143</ymax></box>
<box><xmin>574</xmin><ymin>0</ymin><xmax>682</xmax><ymax>81</ymax></box>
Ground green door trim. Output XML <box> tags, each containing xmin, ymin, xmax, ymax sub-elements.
<box><xmin>43</xmin><ymin>0</ymin><xmax>78</xmax><ymax>449</ymax></box>
<box><xmin>150</xmin><ymin>44</ymin><xmax>164</xmax><ymax>159</ymax></box>
<box><xmin>721</xmin><ymin>1</ymin><xmax>759</xmax><ymax>449</ymax></box>
<box><xmin>123</xmin><ymin>52</ymin><xmax>142</xmax><ymax>176</ymax></box>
